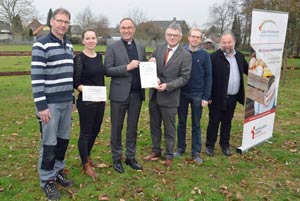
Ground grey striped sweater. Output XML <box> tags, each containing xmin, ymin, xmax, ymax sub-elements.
<box><xmin>31</xmin><ymin>32</ymin><xmax>74</xmax><ymax>112</ymax></box>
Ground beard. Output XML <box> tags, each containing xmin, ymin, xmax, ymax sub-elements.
<box><xmin>222</xmin><ymin>47</ymin><xmax>234</xmax><ymax>55</ymax></box>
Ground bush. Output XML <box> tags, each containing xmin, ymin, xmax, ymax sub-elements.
<box><xmin>69</xmin><ymin>36</ymin><xmax>82</xmax><ymax>44</ymax></box>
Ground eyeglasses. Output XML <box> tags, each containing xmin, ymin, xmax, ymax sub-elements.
<box><xmin>54</xmin><ymin>18</ymin><xmax>70</xmax><ymax>25</ymax></box>
<box><xmin>189</xmin><ymin>35</ymin><xmax>201</xmax><ymax>39</ymax></box>
<box><xmin>166</xmin><ymin>33</ymin><xmax>180</xmax><ymax>38</ymax></box>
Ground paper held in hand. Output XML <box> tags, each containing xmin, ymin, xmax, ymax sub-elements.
<box><xmin>82</xmin><ymin>86</ymin><xmax>107</xmax><ymax>102</ymax></box>
<box><xmin>139</xmin><ymin>62</ymin><xmax>158</xmax><ymax>88</ymax></box>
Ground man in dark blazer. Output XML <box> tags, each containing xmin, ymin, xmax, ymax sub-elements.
<box><xmin>105</xmin><ymin>18</ymin><xmax>146</xmax><ymax>173</ymax></box>
<box><xmin>205</xmin><ymin>30</ymin><xmax>248</xmax><ymax>157</ymax></box>
<box><xmin>144</xmin><ymin>22</ymin><xmax>192</xmax><ymax>167</ymax></box>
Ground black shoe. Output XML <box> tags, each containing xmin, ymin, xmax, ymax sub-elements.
<box><xmin>43</xmin><ymin>180</ymin><xmax>61</xmax><ymax>200</ymax></box>
<box><xmin>56</xmin><ymin>171</ymin><xmax>74</xmax><ymax>187</ymax></box>
<box><xmin>205</xmin><ymin>147</ymin><xmax>214</xmax><ymax>157</ymax></box>
<box><xmin>113</xmin><ymin>160</ymin><xmax>124</xmax><ymax>174</ymax></box>
<box><xmin>222</xmin><ymin>147</ymin><xmax>232</xmax><ymax>156</ymax></box>
<box><xmin>125</xmin><ymin>159</ymin><xmax>143</xmax><ymax>170</ymax></box>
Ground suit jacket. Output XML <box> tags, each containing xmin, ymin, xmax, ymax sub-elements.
<box><xmin>210</xmin><ymin>49</ymin><xmax>248</xmax><ymax>110</ymax></box>
<box><xmin>104</xmin><ymin>40</ymin><xmax>146</xmax><ymax>102</ymax></box>
<box><xmin>149</xmin><ymin>43</ymin><xmax>192</xmax><ymax>107</ymax></box>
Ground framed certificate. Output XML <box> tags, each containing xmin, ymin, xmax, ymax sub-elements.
<box><xmin>82</xmin><ymin>86</ymin><xmax>107</xmax><ymax>102</ymax></box>
<box><xmin>139</xmin><ymin>62</ymin><xmax>158</xmax><ymax>88</ymax></box>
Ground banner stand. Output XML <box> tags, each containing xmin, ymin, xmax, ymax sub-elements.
<box><xmin>238</xmin><ymin>9</ymin><xmax>288</xmax><ymax>153</ymax></box>
<box><xmin>236</xmin><ymin>136</ymin><xmax>272</xmax><ymax>154</ymax></box>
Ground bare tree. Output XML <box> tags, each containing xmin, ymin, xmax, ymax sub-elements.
<box><xmin>135</xmin><ymin>21</ymin><xmax>162</xmax><ymax>41</ymax></box>
<box><xmin>206</xmin><ymin>0</ymin><xmax>238</xmax><ymax>35</ymax></box>
<box><xmin>75</xmin><ymin>6</ymin><xmax>97</xmax><ymax>30</ymax></box>
<box><xmin>0</xmin><ymin>0</ymin><xmax>36</xmax><ymax>27</ymax></box>
<box><xmin>128</xmin><ymin>7</ymin><xmax>148</xmax><ymax>25</ymax></box>
<box><xmin>75</xmin><ymin>6</ymin><xmax>110</xmax><ymax>37</ymax></box>
<box><xmin>95</xmin><ymin>15</ymin><xmax>109</xmax><ymax>37</ymax></box>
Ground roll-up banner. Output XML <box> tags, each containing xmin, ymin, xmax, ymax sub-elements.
<box><xmin>237</xmin><ymin>9</ymin><xmax>289</xmax><ymax>153</ymax></box>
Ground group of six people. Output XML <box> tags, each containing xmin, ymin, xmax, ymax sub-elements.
<box><xmin>31</xmin><ymin>8</ymin><xmax>248</xmax><ymax>200</ymax></box>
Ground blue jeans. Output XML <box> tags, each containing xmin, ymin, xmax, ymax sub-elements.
<box><xmin>177</xmin><ymin>94</ymin><xmax>203</xmax><ymax>156</ymax></box>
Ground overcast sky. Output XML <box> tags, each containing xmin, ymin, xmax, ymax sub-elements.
<box><xmin>33</xmin><ymin>0</ymin><xmax>222</xmax><ymax>28</ymax></box>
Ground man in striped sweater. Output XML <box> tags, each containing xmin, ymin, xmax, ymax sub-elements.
<box><xmin>31</xmin><ymin>8</ymin><xmax>74</xmax><ymax>200</ymax></box>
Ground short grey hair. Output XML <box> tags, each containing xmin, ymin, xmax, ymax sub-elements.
<box><xmin>119</xmin><ymin>17</ymin><xmax>136</xmax><ymax>27</ymax></box>
<box><xmin>52</xmin><ymin>8</ymin><xmax>71</xmax><ymax>20</ymax></box>
<box><xmin>166</xmin><ymin>22</ymin><xmax>182</xmax><ymax>36</ymax></box>
<box><xmin>221</xmin><ymin>30</ymin><xmax>236</xmax><ymax>42</ymax></box>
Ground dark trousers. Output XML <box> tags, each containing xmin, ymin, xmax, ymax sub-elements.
<box><xmin>149</xmin><ymin>93</ymin><xmax>178</xmax><ymax>159</ymax></box>
<box><xmin>110</xmin><ymin>92</ymin><xmax>142</xmax><ymax>161</ymax></box>
<box><xmin>177</xmin><ymin>94</ymin><xmax>203</xmax><ymax>156</ymax></box>
<box><xmin>206</xmin><ymin>95</ymin><xmax>237</xmax><ymax>149</ymax></box>
<box><xmin>77</xmin><ymin>99</ymin><xmax>105</xmax><ymax>165</ymax></box>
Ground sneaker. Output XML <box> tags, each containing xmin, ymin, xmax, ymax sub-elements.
<box><xmin>56</xmin><ymin>171</ymin><xmax>74</xmax><ymax>188</ymax></box>
<box><xmin>173</xmin><ymin>150</ymin><xmax>184</xmax><ymax>158</ymax></box>
<box><xmin>43</xmin><ymin>180</ymin><xmax>61</xmax><ymax>200</ymax></box>
<box><xmin>205</xmin><ymin>147</ymin><xmax>214</xmax><ymax>157</ymax></box>
<box><xmin>193</xmin><ymin>155</ymin><xmax>203</xmax><ymax>164</ymax></box>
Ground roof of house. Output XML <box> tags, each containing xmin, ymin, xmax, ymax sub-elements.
<box><xmin>33</xmin><ymin>25</ymin><xmax>50</xmax><ymax>36</ymax></box>
<box><xmin>27</xmin><ymin>19</ymin><xmax>42</xmax><ymax>32</ymax></box>
<box><xmin>150</xmin><ymin>17</ymin><xmax>189</xmax><ymax>31</ymax></box>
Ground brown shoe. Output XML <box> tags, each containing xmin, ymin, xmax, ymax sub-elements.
<box><xmin>165</xmin><ymin>159</ymin><xmax>172</xmax><ymax>167</ymax></box>
<box><xmin>87</xmin><ymin>156</ymin><xmax>97</xmax><ymax>168</ymax></box>
<box><xmin>82</xmin><ymin>163</ymin><xmax>98</xmax><ymax>181</ymax></box>
<box><xmin>144</xmin><ymin>152</ymin><xmax>161</xmax><ymax>161</ymax></box>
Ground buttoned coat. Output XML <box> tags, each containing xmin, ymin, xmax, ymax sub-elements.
<box><xmin>104</xmin><ymin>40</ymin><xmax>146</xmax><ymax>102</ymax></box>
<box><xmin>149</xmin><ymin>43</ymin><xmax>192</xmax><ymax>107</ymax></box>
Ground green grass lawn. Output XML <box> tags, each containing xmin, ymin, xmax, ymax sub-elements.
<box><xmin>0</xmin><ymin>58</ymin><xmax>299</xmax><ymax>200</ymax></box>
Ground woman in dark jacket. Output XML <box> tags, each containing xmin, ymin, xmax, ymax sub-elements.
<box><xmin>73</xmin><ymin>29</ymin><xmax>105</xmax><ymax>181</ymax></box>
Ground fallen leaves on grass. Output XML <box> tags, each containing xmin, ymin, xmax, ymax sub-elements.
<box><xmin>66</xmin><ymin>188</ymin><xmax>76</xmax><ymax>199</ymax></box>
<box><xmin>98</xmin><ymin>193</ymin><xmax>110</xmax><ymax>200</ymax></box>
<box><xmin>190</xmin><ymin>186</ymin><xmax>203</xmax><ymax>195</ymax></box>
<box><xmin>219</xmin><ymin>185</ymin><xmax>232</xmax><ymax>200</ymax></box>
<box><xmin>235</xmin><ymin>192</ymin><xmax>245</xmax><ymax>200</ymax></box>
<box><xmin>97</xmin><ymin>163</ymin><xmax>110</xmax><ymax>168</ymax></box>
<box><xmin>240</xmin><ymin>179</ymin><xmax>248</xmax><ymax>188</ymax></box>
<box><xmin>135</xmin><ymin>187</ymin><xmax>143</xmax><ymax>193</ymax></box>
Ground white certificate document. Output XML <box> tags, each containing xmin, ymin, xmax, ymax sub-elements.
<box><xmin>82</xmin><ymin>86</ymin><xmax>107</xmax><ymax>102</ymax></box>
<box><xmin>139</xmin><ymin>62</ymin><xmax>158</xmax><ymax>88</ymax></box>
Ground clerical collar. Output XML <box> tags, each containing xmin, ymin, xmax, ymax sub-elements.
<box><xmin>122</xmin><ymin>39</ymin><xmax>134</xmax><ymax>45</ymax></box>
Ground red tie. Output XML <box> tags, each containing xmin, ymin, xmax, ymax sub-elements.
<box><xmin>163</xmin><ymin>48</ymin><xmax>172</xmax><ymax>67</ymax></box>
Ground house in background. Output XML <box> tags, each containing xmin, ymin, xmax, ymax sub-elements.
<box><xmin>150</xmin><ymin>17</ymin><xmax>189</xmax><ymax>35</ymax></box>
<box><xmin>0</xmin><ymin>20</ymin><xmax>12</xmax><ymax>42</ymax></box>
<box><xmin>27</xmin><ymin>19</ymin><xmax>50</xmax><ymax>39</ymax></box>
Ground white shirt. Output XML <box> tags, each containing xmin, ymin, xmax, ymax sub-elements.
<box><xmin>224</xmin><ymin>49</ymin><xmax>240</xmax><ymax>95</ymax></box>
<box><xmin>166</xmin><ymin>44</ymin><xmax>179</xmax><ymax>63</ymax></box>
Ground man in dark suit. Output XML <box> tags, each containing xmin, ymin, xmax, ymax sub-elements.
<box><xmin>105</xmin><ymin>18</ymin><xmax>146</xmax><ymax>173</ymax></box>
<box><xmin>205</xmin><ymin>30</ymin><xmax>248</xmax><ymax>157</ymax></box>
<box><xmin>144</xmin><ymin>22</ymin><xmax>192</xmax><ymax>167</ymax></box>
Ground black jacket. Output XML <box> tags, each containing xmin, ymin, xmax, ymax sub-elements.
<box><xmin>210</xmin><ymin>49</ymin><xmax>248</xmax><ymax>110</ymax></box>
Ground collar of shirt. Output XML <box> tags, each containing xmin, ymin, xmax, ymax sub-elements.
<box><xmin>49</xmin><ymin>32</ymin><xmax>67</xmax><ymax>46</ymax></box>
<box><xmin>167</xmin><ymin>44</ymin><xmax>179</xmax><ymax>52</ymax></box>
<box><xmin>223</xmin><ymin>49</ymin><xmax>236</xmax><ymax>58</ymax></box>
<box><xmin>185</xmin><ymin>45</ymin><xmax>201</xmax><ymax>53</ymax></box>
